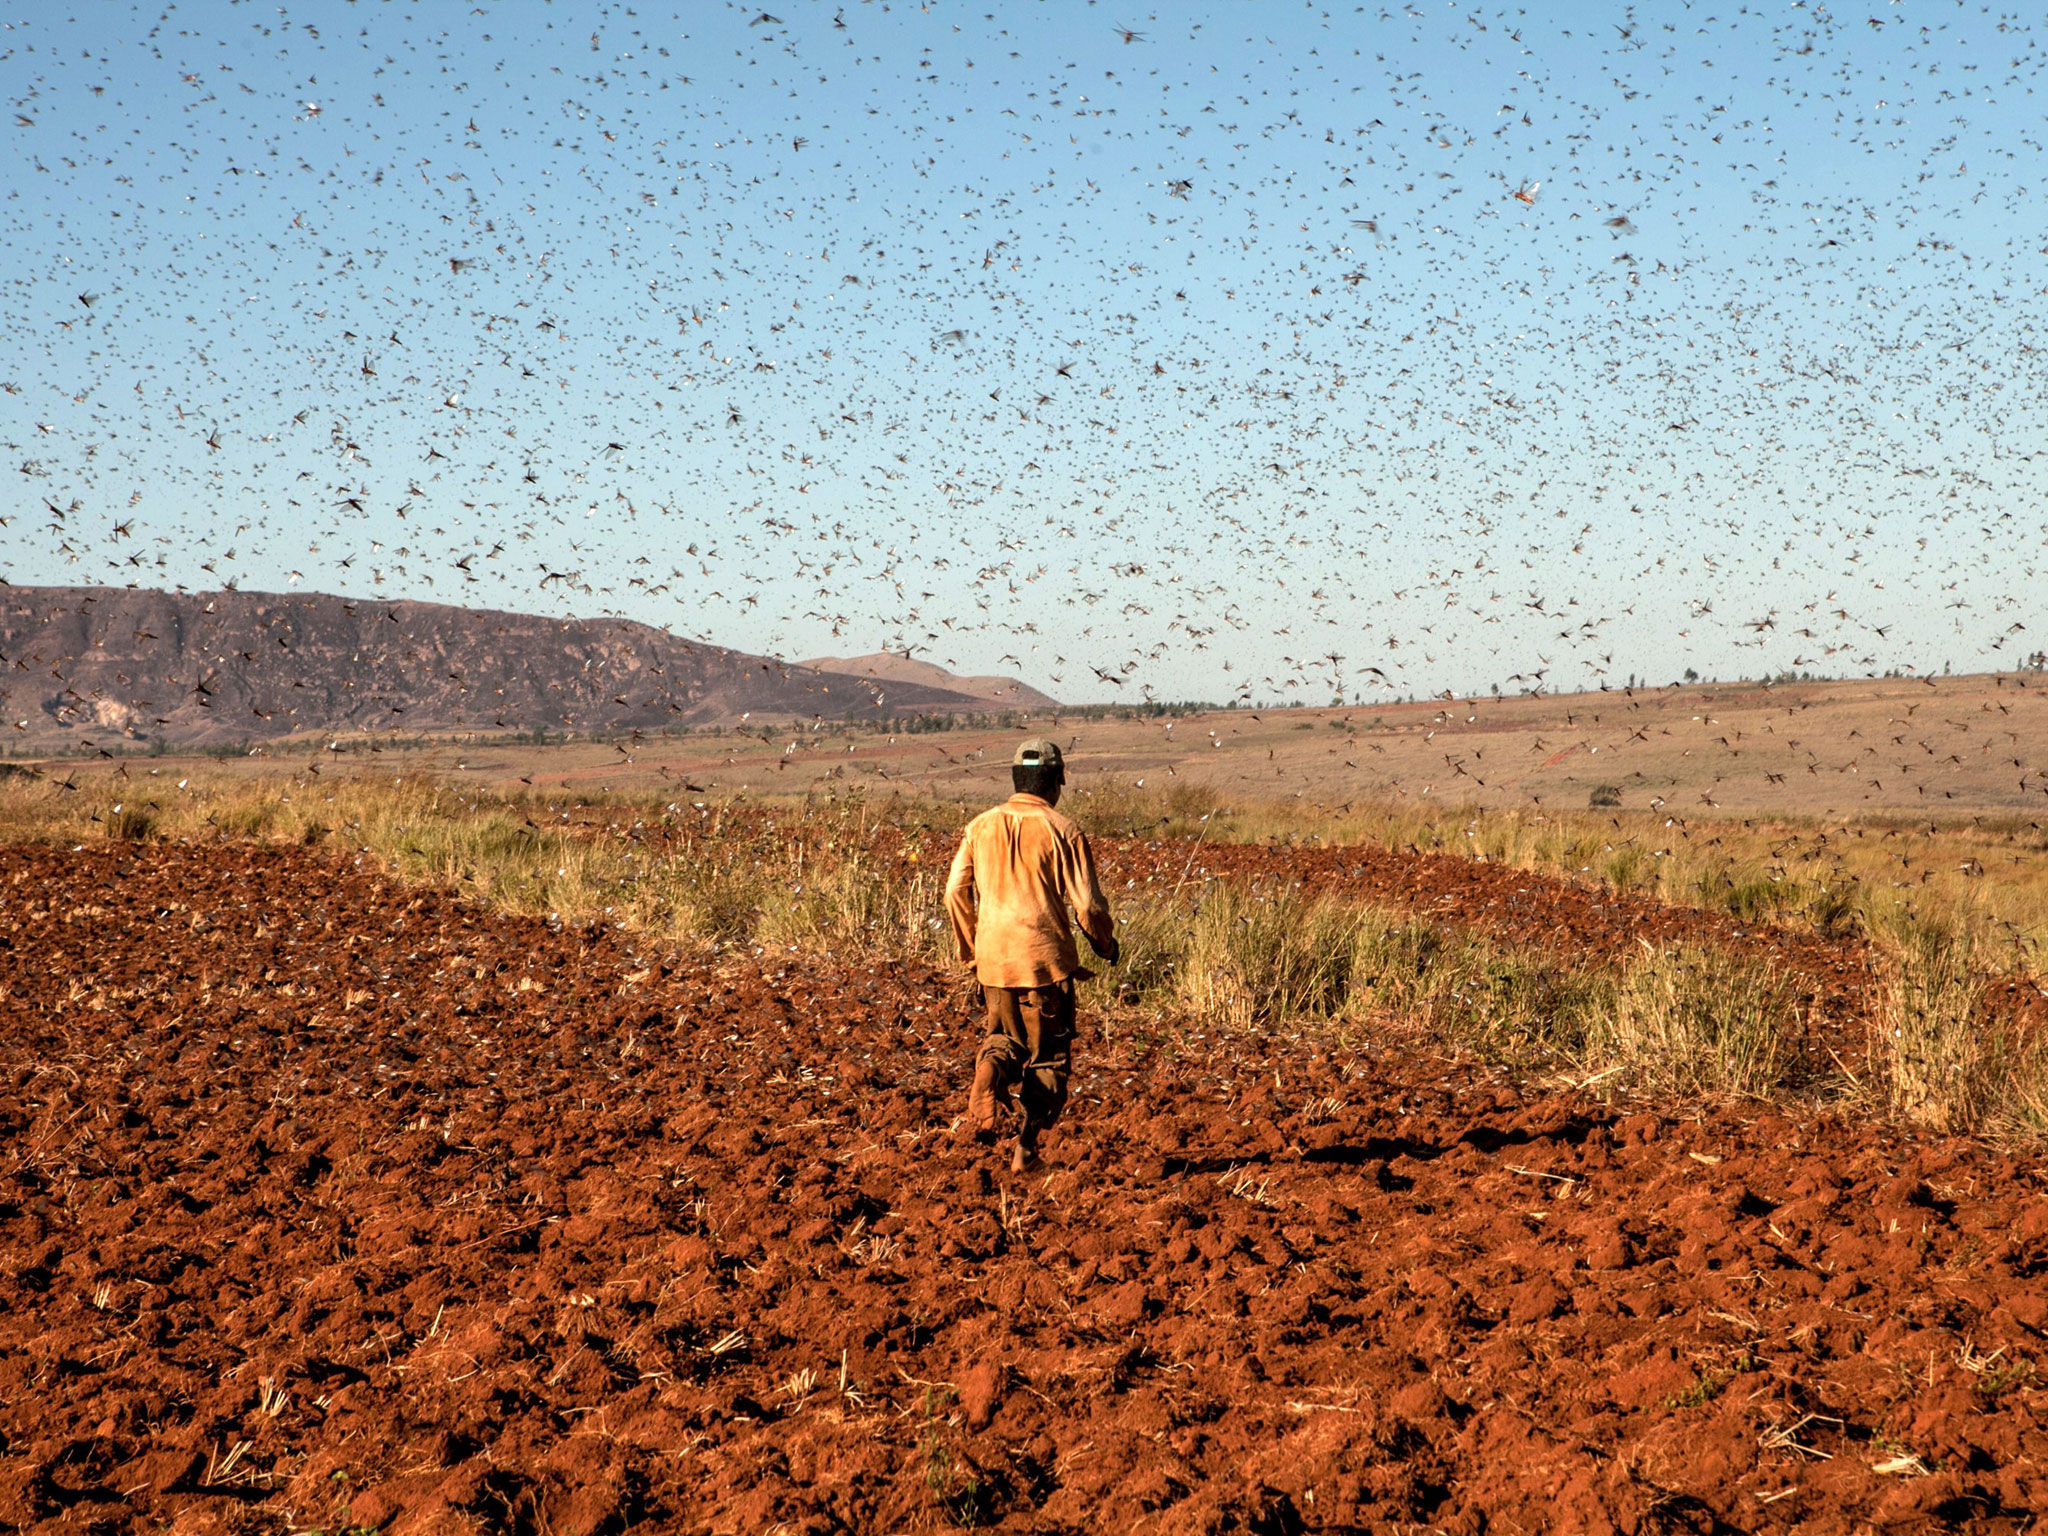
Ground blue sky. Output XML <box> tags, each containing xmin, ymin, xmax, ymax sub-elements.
<box><xmin>3</xmin><ymin>0</ymin><xmax>2045</xmax><ymax>704</ymax></box>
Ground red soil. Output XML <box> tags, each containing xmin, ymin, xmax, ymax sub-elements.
<box><xmin>5</xmin><ymin>842</ymin><xmax>2048</xmax><ymax>1534</ymax></box>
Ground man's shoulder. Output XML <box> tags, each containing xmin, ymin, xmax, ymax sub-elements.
<box><xmin>958</xmin><ymin>801</ymin><xmax>1015</xmax><ymax>840</ymax></box>
<box><xmin>1003</xmin><ymin>795</ymin><xmax>1085</xmax><ymax>839</ymax></box>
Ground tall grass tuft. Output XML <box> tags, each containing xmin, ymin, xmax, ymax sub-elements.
<box><xmin>1591</xmin><ymin>945</ymin><xmax>1801</xmax><ymax>1098</ymax></box>
<box><xmin>1867</xmin><ymin>901</ymin><xmax>1993</xmax><ymax>1132</ymax></box>
<box><xmin>1082</xmin><ymin>899</ymin><xmax>1185</xmax><ymax>1007</ymax></box>
<box><xmin>1167</xmin><ymin>886</ymin><xmax>1365</xmax><ymax>1029</ymax></box>
<box><xmin>1396</xmin><ymin>932</ymin><xmax>1611</xmax><ymax>1067</ymax></box>
<box><xmin>1857</xmin><ymin>897</ymin><xmax>2048</xmax><ymax>1137</ymax></box>
<box><xmin>103</xmin><ymin>804</ymin><xmax>156</xmax><ymax>841</ymax></box>
<box><xmin>755</xmin><ymin>852</ymin><xmax>949</xmax><ymax>962</ymax></box>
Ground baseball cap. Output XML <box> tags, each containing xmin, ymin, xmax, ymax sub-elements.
<box><xmin>1011</xmin><ymin>736</ymin><xmax>1064</xmax><ymax>770</ymax></box>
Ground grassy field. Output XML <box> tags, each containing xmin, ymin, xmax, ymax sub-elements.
<box><xmin>425</xmin><ymin>668</ymin><xmax>2048</xmax><ymax>817</ymax></box>
<box><xmin>45</xmin><ymin>668</ymin><xmax>2041</xmax><ymax>816</ymax></box>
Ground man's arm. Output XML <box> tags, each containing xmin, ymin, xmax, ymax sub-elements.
<box><xmin>1058</xmin><ymin>825</ymin><xmax>1119</xmax><ymax>964</ymax></box>
<box><xmin>942</xmin><ymin>831</ymin><xmax>980</xmax><ymax>968</ymax></box>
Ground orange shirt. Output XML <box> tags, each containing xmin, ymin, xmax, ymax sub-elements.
<box><xmin>944</xmin><ymin>793</ymin><xmax>1116</xmax><ymax>989</ymax></box>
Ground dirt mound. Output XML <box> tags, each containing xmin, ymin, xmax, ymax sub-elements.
<box><xmin>5</xmin><ymin>842</ymin><xmax>2048</xmax><ymax>1533</ymax></box>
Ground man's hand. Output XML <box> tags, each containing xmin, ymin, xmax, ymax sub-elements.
<box><xmin>1088</xmin><ymin>930</ymin><xmax>1121</xmax><ymax>965</ymax></box>
<box><xmin>964</xmin><ymin>973</ymin><xmax>986</xmax><ymax>1011</ymax></box>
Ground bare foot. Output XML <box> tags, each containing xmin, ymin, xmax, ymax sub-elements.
<box><xmin>963</xmin><ymin>1057</ymin><xmax>1002</xmax><ymax>1144</ymax></box>
<box><xmin>1011</xmin><ymin>1137</ymin><xmax>1039</xmax><ymax>1173</ymax></box>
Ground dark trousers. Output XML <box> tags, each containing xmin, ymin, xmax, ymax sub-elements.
<box><xmin>977</xmin><ymin>979</ymin><xmax>1075</xmax><ymax>1136</ymax></box>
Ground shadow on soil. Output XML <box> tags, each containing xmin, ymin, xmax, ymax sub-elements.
<box><xmin>1161</xmin><ymin>1111</ymin><xmax>1618</xmax><ymax>1184</ymax></box>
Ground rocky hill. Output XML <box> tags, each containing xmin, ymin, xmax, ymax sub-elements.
<box><xmin>0</xmin><ymin>587</ymin><xmax>1002</xmax><ymax>750</ymax></box>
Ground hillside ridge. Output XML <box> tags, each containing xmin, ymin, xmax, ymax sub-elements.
<box><xmin>0</xmin><ymin>586</ymin><xmax>1002</xmax><ymax>748</ymax></box>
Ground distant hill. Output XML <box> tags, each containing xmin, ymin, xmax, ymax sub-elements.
<box><xmin>801</xmin><ymin>651</ymin><xmax>1059</xmax><ymax>710</ymax></box>
<box><xmin>0</xmin><ymin>586</ymin><xmax>999</xmax><ymax>750</ymax></box>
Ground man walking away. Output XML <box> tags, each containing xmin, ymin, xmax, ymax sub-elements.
<box><xmin>943</xmin><ymin>737</ymin><xmax>1118</xmax><ymax>1172</ymax></box>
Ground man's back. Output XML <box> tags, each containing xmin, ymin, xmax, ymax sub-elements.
<box><xmin>944</xmin><ymin>792</ymin><xmax>1113</xmax><ymax>989</ymax></box>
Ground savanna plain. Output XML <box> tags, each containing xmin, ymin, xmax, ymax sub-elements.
<box><xmin>7</xmin><ymin>674</ymin><xmax>2048</xmax><ymax>1534</ymax></box>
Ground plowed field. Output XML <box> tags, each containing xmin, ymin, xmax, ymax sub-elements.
<box><xmin>6</xmin><ymin>842</ymin><xmax>2048</xmax><ymax>1535</ymax></box>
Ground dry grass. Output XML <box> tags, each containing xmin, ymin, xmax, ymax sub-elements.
<box><xmin>1592</xmin><ymin>945</ymin><xmax>1803</xmax><ymax>1100</ymax></box>
<box><xmin>1153</xmin><ymin>794</ymin><xmax>2041</xmax><ymax>976</ymax></box>
<box><xmin>1107</xmin><ymin>888</ymin><xmax>1804</xmax><ymax>1102</ymax></box>
<box><xmin>1086</xmin><ymin>885</ymin><xmax>1608</xmax><ymax>1068</ymax></box>
<box><xmin>1161</xmin><ymin>885</ymin><xmax>1365</xmax><ymax>1031</ymax></box>
<box><xmin>1865</xmin><ymin>898</ymin><xmax>2048</xmax><ymax>1136</ymax></box>
<box><xmin>1063</xmin><ymin>777</ymin><xmax>1219</xmax><ymax>841</ymax></box>
<box><xmin>0</xmin><ymin>769</ymin><xmax>954</xmax><ymax>961</ymax></box>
